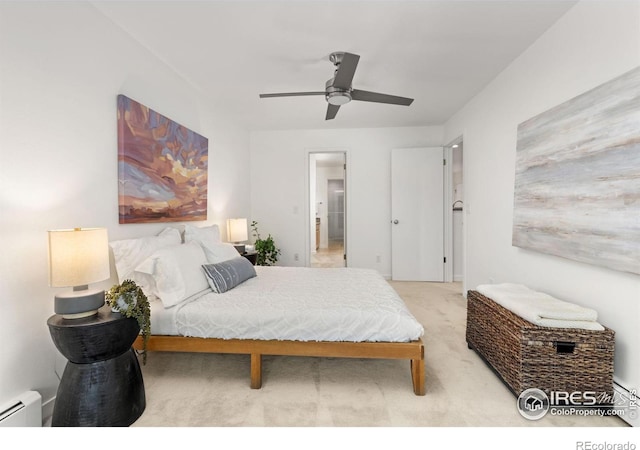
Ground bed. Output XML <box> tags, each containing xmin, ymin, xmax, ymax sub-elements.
<box><xmin>111</xmin><ymin>225</ymin><xmax>426</xmax><ymax>395</ymax></box>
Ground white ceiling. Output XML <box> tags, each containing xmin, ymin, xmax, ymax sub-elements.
<box><xmin>92</xmin><ymin>0</ymin><xmax>578</xmax><ymax>131</ymax></box>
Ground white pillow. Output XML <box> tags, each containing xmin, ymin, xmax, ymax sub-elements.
<box><xmin>201</xmin><ymin>242</ymin><xmax>241</xmax><ymax>264</ymax></box>
<box><xmin>109</xmin><ymin>227</ymin><xmax>182</xmax><ymax>298</ymax></box>
<box><xmin>183</xmin><ymin>224</ymin><xmax>221</xmax><ymax>246</ymax></box>
<box><xmin>135</xmin><ymin>241</ymin><xmax>210</xmax><ymax>308</ymax></box>
<box><xmin>183</xmin><ymin>224</ymin><xmax>239</xmax><ymax>263</ymax></box>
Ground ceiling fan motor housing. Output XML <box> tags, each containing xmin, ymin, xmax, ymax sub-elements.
<box><xmin>325</xmin><ymin>80</ymin><xmax>352</xmax><ymax>105</ymax></box>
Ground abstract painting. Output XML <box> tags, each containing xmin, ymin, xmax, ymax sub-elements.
<box><xmin>117</xmin><ymin>95</ymin><xmax>208</xmax><ymax>224</ymax></box>
<box><xmin>512</xmin><ymin>66</ymin><xmax>640</xmax><ymax>275</ymax></box>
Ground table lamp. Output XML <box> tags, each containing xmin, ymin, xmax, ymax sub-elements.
<box><xmin>47</xmin><ymin>227</ymin><xmax>110</xmax><ymax>319</ymax></box>
<box><xmin>227</xmin><ymin>218</ymin><xmax>248</xmax><ymax>253</ymax></box>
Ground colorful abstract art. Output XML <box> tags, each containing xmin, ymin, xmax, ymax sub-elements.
<box><xmin>117</xmin><ymin>95</ymin><xmax>208</xmax><ymax>224</ymax></box>
<box><xmin>512</xmin><ymin>67</ymin><xmax>640</xmax><ymax>275</ymax></box>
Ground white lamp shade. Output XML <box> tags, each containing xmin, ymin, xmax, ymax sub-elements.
<box><xmin>227</xmin><ymin>218</ymin><xmax>248</xmax><ymax>243</ymax></box>
<box><xmin>47</xmin><ymin>228</ymin><xmax>110</xmax><ymax>287</ymax></box>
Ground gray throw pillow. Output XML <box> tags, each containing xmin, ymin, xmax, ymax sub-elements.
<box><xmin>202</xmin><ymin>257</ymin><xmax>257</xmax><ymax>293</ymax></box>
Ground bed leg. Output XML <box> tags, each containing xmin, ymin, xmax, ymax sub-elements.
<box><xmin>410</xmin><ymin>358</ymin><xmax>426</xmax><ymax>396</ymax></box>
<box><xmin>250</xmin><ymin>353</ymin><xmax>262</xmax><ymax>389</ymax></box>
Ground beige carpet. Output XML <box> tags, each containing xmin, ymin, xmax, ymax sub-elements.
<box><xmin>133</xmin><ymin>281</ymin><xmax>627</xmax><ymax>429</ymax></box>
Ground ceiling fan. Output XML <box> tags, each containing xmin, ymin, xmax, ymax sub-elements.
<box><xmin>259</xmin><ymin>52</ymin><xmax>414</xmax><ymax>120</ymax></box>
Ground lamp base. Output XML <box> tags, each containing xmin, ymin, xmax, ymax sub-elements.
<box><xmin>61</xmin><ymin>310</ymin><xmax>101</xmax><ymax>320</ymax></box>
<box><xmin>233</xmin><ymin>244</ymin><xmax>246</xmax><ymax>254</ymax></box>
<box><xmin>55</xmin><ymin>289</ymin><xmax>105</xmax><ymax>319</ymax></box>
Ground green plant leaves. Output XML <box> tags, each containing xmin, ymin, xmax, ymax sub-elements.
<box><xmin>106</xmin><ymin>280</ymin><xmax>151</xmax><ymax>364</ymax></box>
<box><xmin>251</xmin><ymin>221</ymin><xmax>281</xmax><ymax>266</ymax></box>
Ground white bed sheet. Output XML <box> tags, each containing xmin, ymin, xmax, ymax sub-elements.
<box><xmin>150</xmin><ymin>297</ymin><xmax>180</xmax><ymax>336</ymax></box>
<box><xmin>151</xmin><ymin>266</ymin><xmax>424</xmax><ymax>343</ymax></box>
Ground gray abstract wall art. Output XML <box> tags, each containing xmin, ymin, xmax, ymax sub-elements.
<box><xmin>513</xmin><ymin>66</ymin><xmax>640</xmax><ymax>275</ymax></box>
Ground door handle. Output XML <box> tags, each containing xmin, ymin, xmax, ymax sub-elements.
<box><xmin>392</xmin><ymin>219</ymin><xmax>399</xmax><ymax>225</ymax></box>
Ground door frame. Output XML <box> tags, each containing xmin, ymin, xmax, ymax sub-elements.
<box><xmin>305</xmin><ymin>149</ymin><xmax>348</xmax><ymax>267</ymax></box>
<box><xmin>444</xmin><ymin>135</ymin><xmax>464</xmax><ymax>285</ymax></box>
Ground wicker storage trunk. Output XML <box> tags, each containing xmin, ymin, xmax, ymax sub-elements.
<box><xmin>466</xmin><ymin>290</ymin><xmax>615</xmax><ymax>403</ymax></box>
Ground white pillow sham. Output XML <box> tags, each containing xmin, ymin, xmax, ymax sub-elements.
<box><xmin>183</xmin><ymin>224</ymin><xmax>239</xmax><ymax>263</ymax></box>
<box><xmin>109</xmin><ymin>227</ymin><xmax>182</xmax><ymax>298</ymax></box>
<box><xmin>183</xmin><ymin>224</ymin><xmax>221</xmax><ymax>246</ymax></box>
<box><xmin>135</xmin><ymin>241</ymin><xmax>210</xmax><ymax>308</ymax></box>
<box><xmin>201</xmin><ymin>242</ymin><xmax>241</xmax><ymax>264</ymax></box>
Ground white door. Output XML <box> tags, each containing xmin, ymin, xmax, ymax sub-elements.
<box><xmin>391</xmin><ymin>147</ymin><xmax>444</xmax><ymax>281</ymax></box>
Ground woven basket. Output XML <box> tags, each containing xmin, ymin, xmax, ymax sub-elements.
<box><xmin>466</xmin><ymin>290</ymin><xmax>615</xmax><ymax>403</ymax></box>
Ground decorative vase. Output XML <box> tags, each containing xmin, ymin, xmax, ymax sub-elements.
<box><xmin>111</xmin><ymin>294</ymin><xmax>137</xmax><ymax>313</ymax></box>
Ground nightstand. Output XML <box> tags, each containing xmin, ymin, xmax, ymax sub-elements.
<box><xmin>242</xmin><ymin>251</ymin><xmax>257</xmax><ymax>265</ymax></box>
<box><xmin>47</xmin><ymin>304</ymin><xmax>145</xmax><ymax>426</ymax></box>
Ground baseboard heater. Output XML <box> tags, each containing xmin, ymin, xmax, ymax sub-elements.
<box><xmin>0</xmin><ymin>391</ymin><xmax>42</xmax><ymax>427</ymax></box>
<box><xmin>614</xmin><ymin>382</ymin><xmax>639</xmax><ymax>427</ymax></box>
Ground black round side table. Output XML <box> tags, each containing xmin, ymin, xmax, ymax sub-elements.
<box><xmin>47</xmin><ymin>305</ymin><xmax>146</xmax><ymax>427</ymax></box>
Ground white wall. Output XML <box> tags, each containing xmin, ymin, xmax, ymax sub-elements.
<box><xmin>444</xmin><ymin>0</ymin><xmax>640</xmax><ymax>391</ymax></box>
<box><xmin>250</xmin><ymin>127</ymin><xmax>443</xmax><ymax>277</ymax></box>
<box><xmin>0</xmin><ymin>2</ymin><xmax>250</xmax><ymax>420</ymax></box>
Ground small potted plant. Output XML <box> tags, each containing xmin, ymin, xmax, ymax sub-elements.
<box><xmin>106</xmin><ymin>279</ymin><xmax>151</xmax><ymax>364</ymax></box>
<box><xmin>251</xmin><ymin>220</ymin><xmax>281</xmax><ymax>266</ymax></box>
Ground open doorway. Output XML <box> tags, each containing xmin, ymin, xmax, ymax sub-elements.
<box><xmin>309</xmin><ymin>152</ymin><xmax>346</xmax><ymax>268</ymax></box>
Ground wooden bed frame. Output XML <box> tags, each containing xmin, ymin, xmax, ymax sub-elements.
<box><xmin>133</xmin><ymin>335</ymin><xmax>425</xmax><ymax>395</ymax></box>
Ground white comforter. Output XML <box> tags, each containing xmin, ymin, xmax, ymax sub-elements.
<box><xmin>154</xmin><ymin>266</ymin><xmax>424</xmax><ymax>343</ymax></box>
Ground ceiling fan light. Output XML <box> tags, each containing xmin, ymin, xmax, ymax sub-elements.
<box><xmin>326</xmin><ymin>91</ymin><xmax>351</xmax><ymax>105</ymax></box>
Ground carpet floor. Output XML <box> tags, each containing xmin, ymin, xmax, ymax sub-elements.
<box><xmin>132</xmin><ymin>281</ymin><xmax>628</xmax><ymax>429</ymax></box>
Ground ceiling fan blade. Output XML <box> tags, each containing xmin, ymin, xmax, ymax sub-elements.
<box><xmin>351</xmin><ymin>89</ymin><xmax>414</xmax><ymax>106</ymax></box>
<box><xmin>326</xmin><ymin>104</ymin><xmax>340</xmax><ymax>120</ymax></box>
<box><xmin>259</xmin><ymin>92</ymin><xmax>325</xmax><ymax>98</ymax></box>
<box><xmin>332</xmin><ymin>52</ymin><xmax>360</xmax><ymax>90</ymax></box>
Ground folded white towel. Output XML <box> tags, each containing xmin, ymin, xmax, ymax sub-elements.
<box><xmin>475</xmin><ymin>283</ymin><xmax>604</xmax><ymax>331</ymax></box>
